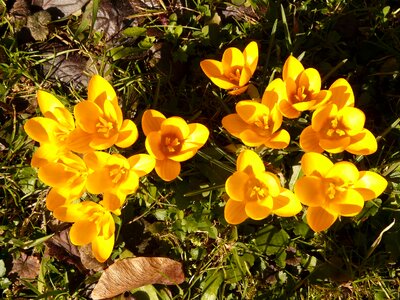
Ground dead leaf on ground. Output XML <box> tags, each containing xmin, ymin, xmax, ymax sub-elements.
<box><xmin>91</xmin><ymin>257</ymin><xmax>185</xmax><ymax>300</ymax></box>
<box><xmin>32</xmin><ymin>0</ymin><xmax>90</xmax><ymax>17</ymax></box>
<box><xmin>10</xmin><ymin>252</ymin><xmax>40</xmax><ymax>279</ymax></box>
<box><xmin>27</xmin><ymin>10</ymin><xmax>52</xmax><ymax>41</ymax></box>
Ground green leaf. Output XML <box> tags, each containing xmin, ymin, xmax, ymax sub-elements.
<box><xmin>123</xmin><ymin>27</ymin><xmax>147</xmax><ymax>37</ymax></box>
<box><xmin>254</xmin><ymin>224</ymin><xmax>289</xmax><ymax>255</ymax></box>
<box><xmin>201</xmin><ymin>270</ymin><xmax>224</xmax><ymax>300</ymax></box>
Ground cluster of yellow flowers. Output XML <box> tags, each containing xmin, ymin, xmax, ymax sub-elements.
<box><xmin>24</xmin><ymin>76</ymin><xmax>209</xmax><ymax>262</ymax></box>
<box><xmin>200</xmin><ymin>41</ymin><xmax>387</xmax><ymax>232</ymax></box>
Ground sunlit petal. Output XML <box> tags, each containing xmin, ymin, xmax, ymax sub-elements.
<box><xmin>24</xmin><ymin>117</ymin><xmax>59</xmax><ymax>144</ymax></box>
<box><xmin>264</xmin><ymin>129</ymin><xmax>290</xmax><ymax>149</ymax></box>
<box><xmin>340</xmin><ymin>107</ymin><xmax>365</xmax><ymax>134</ymax></box>
<box><xmin>301</xmin><ymin>152</ymin><xmax>333</xmax><ymax>177</ymax></box>
<box><xmin>155</xmin><ymin>159</ymin><xmax>181</xmax><ymax>181</ymax></box>
<box><xmin>262</xmin><ymin>78</ymin><xmax>284</xmax><ymax>108</ymax></box>
<box><xmin>306</xmin><ymin>206</ymin><xmax>337</xmax><ymax>232</ymax></box>
<box><xmin>74</xmin><ymin>101</ymin><xmax>103</xmax><ymax>134</ymax></box>
<box><xmin>225</xmin><ymin>171</ymin><xmax>249</xmax><ymax>201</ymax></box>
<box><xmin>245</xmin><ymin>201</ymin><xmax>272</xmax><ymax>220</ymax></box>
<box><xmin>273</xmin><ymin>189</ymin><xmax>302</xmax><ymax>217</ymax></box>
<box><xmin>70</xmin><ymin>220</ymin><xmax>97</xmax><ymax>246</ymax></box>
<box><xmin>329</xmin><ymin>189</ymin><xmax>364</xmax><ymax>217</ymax></box>
<box><xmin>319</xmin><ymin>136</ymin><xmax>350</xmax><ymax>153</ymax></box>
<box><xmin>346</xmin><ymin>129</ymin><xmax>377</xmax><ymax>155</ymax></box>
<box><xmin>222</xmin><ymin>114</ymin><xmax>250</xmax><ymax>137</ymax></box>
<box><xmin>222</xmin><ymin>47</ymin><xmax>244</xmax><ymax>70</ymax></box>
<box><xmin>87</xmin><ymin>74</ymin><xmax>117</xmax><ymax>105</ymax></box>
<box><xmin>325</xmin><ymin>161</ymin><xmax>359</xmax><ymax>183</ymax></box>
<box><xmin>224</xmin><ymin>199</ymin><xmax>247</xmax><ymax>225</ymax></box>
<box><xmin>116</xmin><ymin>119</ymin><xmax>139</xmax><ymax>148</ymax></box>
<box><xmin>299</xmin><ymin>126</ymin><xmax>324</xmax><ymax>153</ymax></box>
<box><xmin>161</xmin><ymin>117</ymin><xmax>190</xmax><ymax>140</ymax></box>
<box><xmin>294</xmin><ymin>176</ymin><xmax>325</xmax><ymax>206</ymax></box>
<box><xmin>329</xmin><ymin>78</ymin><xmax>354</xmax><ymax>109</ymax></box>
<box><xmin>353</xmin><ymin>171</ymin><xmax>388</xmax><ymax>201</ymax></box>
<box><xmin>91</xmin><ymin>234</ymin><xmax>114</xmax><ymax>263</ymax></box>
<box><xmin>146</xmin><ymin>132</ymin><xmax>166</xmax><ymax>160</ymax></box>
<box><xmin>128</xmin><ymin>154</ymin><xmax>156</xmax><ymax>177</ymax></box>
<box><xmin>282</xmin><ymin>55</ymin><xmax>304</xmax><ymax>81</ymax></box>
<box><xmin>236</xmin><ymin>149</ymin><xmax>265</xmax><ymax>174</ymax></box>
<box><xmin>243</xmin><ymin>41</ymin><xmax>258</xmax><ymax>75</ymax></box>
<box><xmin>279</xmin><ymin>99</ymin><xmax>301</xmax><ymax>119</ymax></box>
<box><xmin>141</xmin><ymin>109</ymin><xmax>166</xmax><ymax>136</ymax></box>
<box><xmin>298</xmin><ymin>68</ymin><xmax>321</xmax><ymax>93</ymax></box>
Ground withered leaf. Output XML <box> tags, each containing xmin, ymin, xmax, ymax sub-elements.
<box><xmin>27</xmin><ymin>11</ymin><xmax>51</xmax><ymax>41</ymax></box>
<box><xmin>32</xmin><ymin>0</ymin><xmax>90</xmax><ymax>17</ymax></box>
<box><xmin>92</xmin><ymin>0</ymin><xmax>122</xmax><ymax>40</ymax></box>
<box><xmin>11</xmin><ymin>253</ymin><xmax>40</xmax><ymax>279</ymax></box>
<box><xmin>91</xmin><ymin>257</ymin><xmax>185</xmax><ymax>299</ymax></box>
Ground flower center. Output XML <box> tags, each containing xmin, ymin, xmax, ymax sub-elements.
<box><xmin>326</xmin><ymin>118</ymin><xmax>346</xmax><ymax>137</ymax></box>
<box><xmin>108</xmin><ymin>165</ymin><xmax>128</xmax><ymax>184</ymax></box>
<box><xmin>254</xmin><ymin>115</ymin><xmax>270</xmax><ymax>130</ymax></box>
<box><xmin>96</xmin><ymin>116</ymin><xmax>116</xmax><ymax>138</ymax></box>
<box><xmin>227</xmin><ymin>67</ymin><xmax>242</xmax><ymax>83</ymax></box>
<box><xmin>161</xmin><ymin>134</ymin><xmax>182</xmax><ymax>155</ymax></box>
<box><xmin>248</xmin><ymin>179</ymin><xmax>268</xmax><ymax>202</ymax></box>
<box><xmin>325</xmin><ymin>179</ymin><xmax>353</xmax><ymax>200</ymax></box>
<box><xmin>293</xmin><ymin>86</ymin><xmax>310</xmax><ymax>103</ymax></box>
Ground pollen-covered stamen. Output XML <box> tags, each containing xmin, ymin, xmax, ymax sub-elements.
<box><xmin>248</xmin><ymin>179</ymin><xmax>269</xmax><ymax>202</ymax></box>
<box><xmin>293</xmin><ymin>86</ymin><xmax>310</xmax><ymax>103</ymax></box>
<box><xmin>227</xmin><ymin>67</ymin><xmax>242</xmax><ymax>83</ymax></box>
<box><xmin>96</xmin><ymin>116</ymin><xmax>115</xmax><ymax>137</ymax></box>
<box><xmin>254</xmin><ymin>115</ymin><xmax>270</xmax><ymax>130</ymax></box>
<box><xmin>326</xmin><ymin>118</ymin><xmax>346</xmax><ymax>137</ymax></box>
<box><xmin>161</xmin><ymin>134</ymin><xmax>182</xmax><ymax>155</ymax></box>
<box><xmin>109</xmin><ymin>166</ymin><xmax>127</xmax><ymax>184</ymax></box>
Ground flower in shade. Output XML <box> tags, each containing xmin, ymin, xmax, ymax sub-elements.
<box><xmin>277</xmin><ymin>55</ymin><xmax>331</xmax><ymax>118</ymax></box>
<box><xmin>224</xmin><ymin>150</ymin><xmax>302</xmax><ymax>224</ymax></box>
<box><xmin>68</xmin><ymin>75</ymin><xmax>138</xmax><ymax>153</ymax></box>
<box><xmin>24</xmin><ymin>90</ymin><xmax>75</xmax><ymax>167</ymax></box>
<box><xmin>55</xmin><ymin>201</ymin><xmax>116</xmax><ymax>263</ymax></box>
<box><xmin>299</xmin><ymin>104</ymin><xmax>377</xmax><ymax>155</ymax></box>
<box><xmin>38</xmin><ymin>152</ymin><xmax>88</xmax><ymax>211</ymax></box>
<box><xmin>222</xmin><ymin>79</ymin><xmax>290</xmax><ymax>149</ymax></box>
<box><xmin>142</xmin><ymin>109</ymin><xmax>209</xmax><ymax>181</ymax></box>
<box><xmin>83</xmin><ymin>151</ymin><xmax>155</xmax><ymax>212</ymax></box>
<box><xmin>200</xmin><ymin>41</ymin><xmax>258</xmax><ymax>95</ymax></box>
<box><xmin>294</xmin><ymin>152</ymin><xmax>387</xmax><ymax>232</ymax></box>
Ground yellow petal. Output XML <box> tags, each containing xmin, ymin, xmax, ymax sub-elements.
<box><xmin>224</xmin><ymin>199</ymin><xmax>247</xmax><ymax>225</ymax></box>
<box><xmin>37</xmin><ymin>90</ymin><xmax>64</xmax><ymax>114</ymax></box>
<box><xmin>299</xmin><ymin>126</ymin><xmax>324</xmax><ymax>153</ymax></box>
<box><xmin>283</xmin><ymin>55</ymin><xmax>304</xmax><ymax>81</ymax></box>
<box><xmin>222</xmin><ymin>47</ymin><xmax>245</xmax><ymax>71</ymax></box>
<box><xmin>103</xmin><ymin>99</ymin><xmax>120</xmax><ymax>127</ymax></box>
<box><xmin>66</xmin><ymin>128</ymin><xmax>94</xmax><ymax>153</ymax></box>
<box><xmin>38</xmin><ymin>162</ymin><xmax>75</xmax><ymax>187</ymax></box>
<box><xmin>301</xmin><ymin>152</ymin><xmax>333</xmax><ymax>177</ymax></box>
<box><xmin>329</xmin><ymin>78</ymin><xmax>354</xmax><ymax>109</ymax></box>
<box><xmin>227</xmin><ymin>85</ymin><xmax>249</xmax><ymax>95</ymax></box>
<box><xmin>87</xmin><ymin>75</ymin><xmax>117</xmax><ymax>106</ymax></box>
<box><xmin>31</xmin><ymin>144</ymin><xmax>63</xmax><ymax>167</ymax></box>
<box><xmin>83</xmin><ymin>151</ymin><xmax>110</xmax><ymax>170</ymax></box>
<box><xmin>89</xmin><ymin>134</ymin><xmax>118</xmax><ymax>150</ymax></box>
<box><xmin>141</xmin><ymin>109</ymin><xmax>166</xmax><ymax>136</ymax></box>
<box><xmin>294</xmin><ymin>176</ymin><xmax>325</xmax><ymax>206</ymax></box>
<box><xmin>222</xmin><ymin>114</ymin><xmax>251</xmax><ymax>137</ymax></box>
<box><xmin>86</xmin><ymin>169</ymin><xmax>113</xmax><ymax>194</ymax></box>
<box><xmin>225</xmin><ymin>171</ymin><xmax>249</xmax><ymax>201</ymax></box>
<box><xmin>325</xmin><ymin>161</ymin><xmax>359</xmax><ymax>183</ymax></box>
<box><xmin>298</xmin><ymin>68</ymin><xmax>321</xmax><ymax>93</ymax></box>
<box><xmin>311</xmin><ymin>104</ymin><xmax>338</xmax><ymax>132</ymax></box>
<box><xmin>273</xmin><ymin>189</ymin><xmax>302</xmax><ymax>217</ymax></box>
<box><xmin>70</xmin><ymin>220</ymin><xmax>97</xmax><ymax>246</ymax></box>
<box><xmin>155</xmin><ymin>159</ymin><xmax>181</xmax><ymax>181</ymax></box>
<box><xmin>91</xmin><ymin>233</ymin><xmax>114</xmax><ymax>263</ymax></box>
<box><xmin>239</xmin><ymin>129</ymin><xmax>267</xmax><ymax>146</ymax></box>
<box><xmin>292</xmin><ymin>101</ymin><xmax>316</xmax><ymax>112</ymax></box>
<box><xmin>256</xmin><ymin>172</ymin><xmax>281</xmax><ymax>197</ymax></box>
<box><xmin>278</xmin><ymin>99</ymin><xmax>301</xmax><ymax>119</ymax></box>
<box><xmin>53</xmin><ymin>203</ymin><xmax>83</xmax><ymax>222</ymax></box>
<box><xmin>319</xmin><ymin>136</ymin><xmax>351</xmax><ymax>153</ymax></box>
<box><xmin>118</xmin><ymin>171</ymin><xmax>139</xmax><ymax>195</ymax></box>
<box><xmin>24</xmin><ymin>117</ymin><xmax>59</xmax><ymax>144</ymax></box>
<box><xmin>262</xmin><ymin>78</ymin><xmax>285</xmax><ymax>108</ymax></box>
<box><xmin>128</xmin><ymin>154</ymin><xmax>156</xmax><ymax>177</ymax></box>
<box><xmin>161</xmin><ymin>117</ymin><xmax>190</xmax><ymax>140</ymax></box>
<box><xmin>236</xmin><ymin>100</ymin><xmax>268</xmax><ymax>124</ymax></box>
<box><xmin>102</xmin><ymin>192</ymin><xmax>126</xmax><ymax>212</ymax></box>
<box><xmin>353</xmin><ymin>171</ymin><xmax>387</xmax><ymax>201</ymax></box>
<box><xmin>145</xmin><ymin>132</ymin><xmax>166</xmax><ymax>160</ymax></box>
<box><xmin>46</xmin><ymin>188</ymin><xmax>69</xmax><ymax>211</ymax></box>
<box><xmin>200</xmin><ymin>60</ymin><xmax>238</xmax><ymax>90</ymax></box>
<box><xmin>306</xmin><ymin>206</ymin><xmax>337</xmax><ymax>232</ymax></box>
<box><xmin>116</xmin><ymin>119</ymin><xmax>139</xmax><ymax>148</ymax></box>
<box><xmin>328</xmin><ymin>188</ymin><xmax>364</xmax><ymax>217</ymax></box>
<box><xmin>236</xmin><ymin>149</ymin><xmax>265</xmax><ymax>174</ymax></box>
<box><xmin>264</xmin><ymin>129</ymin><xmax>290</xmax><ymax>149</ymax></box>
<box><xmin>238</xmin><ymin>65</ymin><xmax>252</xmax><ymax>87</ymax></box>
<box><xmin>74</xmin><ymin>101</ymin><xmax>103</xmax><ymax>134</ymax></box>
<box><xmin>340</xmin><ymin>107</ymin><xmax>365</xmax><ymax>134</ymax></box>
<box><xmin>243</xmin><ymin>41</ymin><xmax>258</xmax><ymax>75</ymax></box>
<box><xmin>309</xmin><ymin>90</ymin><xmax>331</xmax><ymax>110</ymax></box>
<box><xmin>245</xmin><ymin>200</ymin><xmax>272</xmax><ymax>220</ymax></box>
<box><xmin>346</xmin><ymin>129</ymin><xmax>377</xmax><ymax>155</ymax></box>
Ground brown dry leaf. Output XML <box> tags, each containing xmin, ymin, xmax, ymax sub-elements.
<box><xmin>11</xmin><ymin>253</ymin><xmax>40</xmax><ymax>279</ymax></box>
<box><xmin>91</xmin><ymin>257</ymin><xmax>185</xmax><ymax>300</ymax></box>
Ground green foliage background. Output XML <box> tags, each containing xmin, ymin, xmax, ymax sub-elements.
<box><xmin>0</xmin><ymin>0</ymin><xmax>399</xmax><ymax>299</ymax></box>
